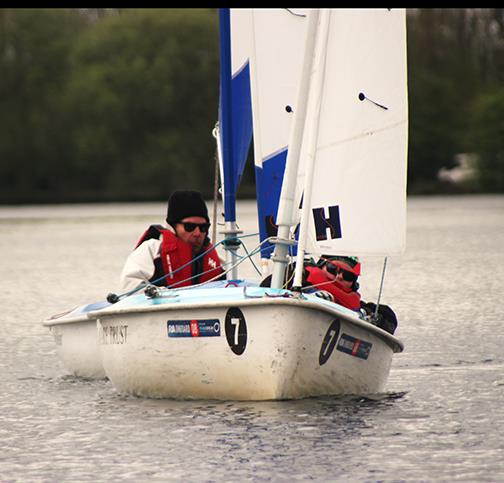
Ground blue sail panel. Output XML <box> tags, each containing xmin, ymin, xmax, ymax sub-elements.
<box><xmin>230</xmin><ymin>62</ymin><xmax>253</xmax><ymax>198</ymax></box>
<box><xmin>255</xmin><ymin>149</ymin><xmax>287</xmax><ymax>259</ymax></box>
<box><xmin>218</xmin><ymin>9</ymin><xmax>253</xmax><ymax>223</ymax></box>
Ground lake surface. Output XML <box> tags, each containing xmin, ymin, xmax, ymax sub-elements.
<box><xmin>1</xmin><ymin>195</ymin><xmax>503</xmax><ymax>482</ymax></box>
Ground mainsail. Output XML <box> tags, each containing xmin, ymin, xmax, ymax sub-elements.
<box><xmin>220</xmin><ymin>8</ymin><xmax>408</xmax><ymax>286</ymax></box>
<box><xmin>294</xmin><ymin>9</ymin><xmax>408</xmax><ymax>258</ymax></box>
<box><xmin>219</xmin><ymin>8</ymin><xmax>310</xmax><ymax>262</ymax></box>
<box><xmin>267</xmin><ymin>8</ymin><xmax>408</xmax><ymax>288</ymax></box>
<box><xmin>245</xmin><ymin>9</ymin><xmax>309</xmax><ymax>259</ymax></box>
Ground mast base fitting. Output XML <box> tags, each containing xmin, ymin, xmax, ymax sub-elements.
<box><xmin>269</xmin><ymin>237</ymin><xmax>297</xmax><ymax>246</ymax></box>
<box><xmin>222</xmin><ymin>238</ymin><xmax>241</xmax><ymax>248</ymax></box>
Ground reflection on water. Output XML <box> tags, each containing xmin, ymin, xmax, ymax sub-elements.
<box><xmin>1</xmin><ymin>196</ymin><xmax>504</xmax><ymax>482</ymax></box>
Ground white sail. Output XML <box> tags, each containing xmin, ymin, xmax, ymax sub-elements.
<box><xmin>229</xmin><ymin>10</ymin><xmax>252</xmax><ymax>76</ymax></box>
<box><xmin>295</xmin><ymin>9</ymin><xmax>408</xmax><ymax>257</ymax></box>
<box><xmin>247</xmin><ymin>9</ymin><xmax>309</xmax><ymax>169</ymax></box>
<box><xmin>244</xmin><ymin>9</ymin><xmax>310</xmax><ymax>258</ymax></box>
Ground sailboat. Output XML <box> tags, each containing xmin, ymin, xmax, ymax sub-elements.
<box><xmin>43</xmin><ymin>8</ymin><xmax>407</xmax><ymax>400</ymax></box>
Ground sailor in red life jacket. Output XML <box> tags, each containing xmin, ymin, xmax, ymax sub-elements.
<box><xmin>304</xmin><ymin>255</ymin><xmax>361</xmax><ymax>311</ymax></box>
<box><xmin>119</xmin><ymin>190</ymin><xmax>224</xmax><ymax>293</ymax></box>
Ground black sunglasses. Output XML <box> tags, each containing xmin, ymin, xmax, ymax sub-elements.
<box><xmin>179</xmin><ymin>221</ymin><xmax>210</xmax><ymax>233</ymax></box>
<box><xmin>325</xmin><ymin>263</ymin><xmax>357</xmax><ymax>282</ymax></box>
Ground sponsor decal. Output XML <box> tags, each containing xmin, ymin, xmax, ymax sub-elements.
<box><xmin>225</xmin><ymin>307</ymin><xmax>247</xmax><ymax>355</ymax></box>
<box><xmin>319</xmin><ymin>319</ymin><xmax>341</xmax><ymax>365</ymax></box>
<box><xmin>100</xmin><ymin>324</ymin><xmax>128</xmax><ymax>345</ymax></box>
<box><xmin>167</xmin><ymin>319</ymin><xmax>221</xmax><ymax>338</ymax></box>
<box><xmin>337</xmin><ymin>333</ymin><xmax>372</xmax><ymax>360</ymax></box>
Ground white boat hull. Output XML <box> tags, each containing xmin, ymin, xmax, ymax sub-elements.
<box><xmin>44</xmin><ymin>303</ymin><xmax>109</xmax><ymax>379</ymax></box>
<box><xmin>94</xmin><ymin>287</ymin><xmax>402</xmax><ymax>400</ymax></box>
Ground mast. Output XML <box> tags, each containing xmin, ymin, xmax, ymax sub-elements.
<box><xmin>218</xmin><ymin>9</ymin><xmax>239</xmax><ymax>279</ymax></box>
<box><xmin>246</xmin><ymin>9</ymin><xmax>310</xmax><ymax>267</ymax></box>
<box><xmin>293</xmin><ymin>10</ymin><xmax>331</xmax><ymax>288</ymax></box>
<box><xmin>218</xmin><ymin>8</ymin><xmax>251</xmax><ymax>279</ymax></box>
<box><xmin>270</xmin><ymin>9</ymin><xmax>320</xmax><ymax>289</ymax></box>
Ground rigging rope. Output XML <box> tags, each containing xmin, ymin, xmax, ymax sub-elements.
<box><xmin>107</xmin><ymin>233</ymin><xmax>273</xmax><ymax>303</ymax></box>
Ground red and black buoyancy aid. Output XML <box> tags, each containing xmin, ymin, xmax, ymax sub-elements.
<box><xmin>304</xmin><ymin>265</ymin><xmax>361</xmax><ymax>311</ymax></box>
<box><xmin>135</xmin><ymin>225</ymin><xmax>224</xmax><ymax>288</ymax></box>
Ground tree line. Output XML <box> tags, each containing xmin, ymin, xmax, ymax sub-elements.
<box><xmin>1</xmin><ymin>8</ymin><xmax>503</xmax><ymax>204</ymax></box>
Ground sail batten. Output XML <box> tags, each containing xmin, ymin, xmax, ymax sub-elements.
<box><xmin>316</xmin><ymin>119</ymin><xmax>408</xmax><ymax>152</ymax></box>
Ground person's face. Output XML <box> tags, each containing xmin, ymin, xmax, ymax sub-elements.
<box><xmin>324</xmin><ymin>262</ymin><xmax>355</xmax><ymax>288</ymax></box>
<box><xmin>175</xmin><ymin>216</ymin><xmax>209</xmax><ymax>251</ymax></box>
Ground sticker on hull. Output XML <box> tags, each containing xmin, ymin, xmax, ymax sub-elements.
<box><xmin>337</xmin><ymin>333</ymin><xmax>372</xmax><ymax>360</ymax></box>
<box><xmin>100</xmin><ymin>324</ymin><xmax>128</xmax><ymax>345</ymax></box>
<box><xmin>167</xmin><ymin>319</ymin><xmax>221</xmax><ymax>338</ymax></box>
<box><xmin>225</xmin><ymin>307</ymin><xmax>247</xmax><ymax>355</ymax></box>
<box><xmin>319</xmin><ymin>319</ymin><xmax>341</xmax><ymax>365</ymax></box>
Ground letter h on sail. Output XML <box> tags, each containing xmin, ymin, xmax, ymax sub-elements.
<box><xmin>312</xmin><ymin>205</ymin><xmax>342</xmax><ymax>241</ymax></box>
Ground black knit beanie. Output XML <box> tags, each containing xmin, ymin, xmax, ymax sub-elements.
<box><xmin>166</xmin><ymin>190</ymin><xmax>209</xmax><ymax>227</ymax></box>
